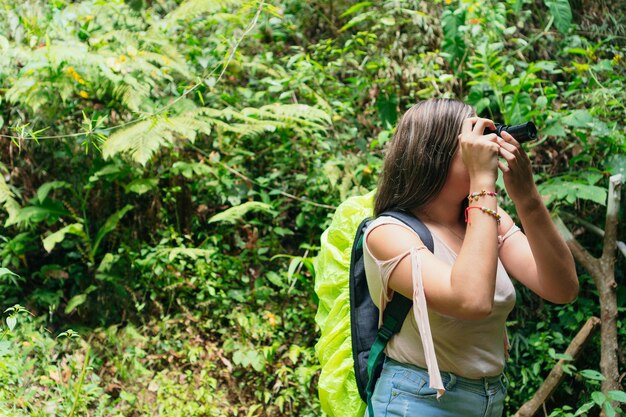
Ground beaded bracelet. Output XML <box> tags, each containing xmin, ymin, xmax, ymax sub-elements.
<box><xmin>464</xmin><ymin>205</ymin><xmax>501</xmax><ymax>225</ymax></box>
<box><xmin>468</xmin><ymin>189</ymin><xmax>497</xmax><ymax>203</ymax></box>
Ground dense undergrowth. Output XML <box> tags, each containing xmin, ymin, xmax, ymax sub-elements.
<box><xmin>0</xmin><ymin>0</ymin><xmax>624</xmax><ymax>415</ymax></box>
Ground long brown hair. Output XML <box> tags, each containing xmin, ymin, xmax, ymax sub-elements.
<box><xmin>374</xmin><ymin>99</ymin><xmax>474</xmax><ymax>216</ymax></box>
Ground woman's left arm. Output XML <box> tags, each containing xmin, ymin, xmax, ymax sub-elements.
<box><xmin>496</xmin><ymin>131</ymin><xmax>578</xmax><ymax>304</ymax></box>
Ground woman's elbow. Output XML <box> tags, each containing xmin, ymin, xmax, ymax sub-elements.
<box><xmin>458</xmin><ymin>300</ymin><xmax>494</xmax><ymax>320</ymax></box>
<box><xmin>548</xmin><ymin>280</ymin><xmax>579</xmax><ymax>304</ymax></box>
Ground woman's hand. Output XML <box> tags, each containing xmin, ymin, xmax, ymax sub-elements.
<box><xmin>459</xmin><ymin>117</ymin><xmax>500</xmax><ymax>183</ymax></box>
<box><xmin>496</xmin><ymin>131</ymin><xmax>537</xmax><ymax>207</ymax></box>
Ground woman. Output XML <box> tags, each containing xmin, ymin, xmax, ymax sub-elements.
<box><xmin>363</xmin><ymin>99</ymin><xmax>578</xmax><ymax>416</ymax></box>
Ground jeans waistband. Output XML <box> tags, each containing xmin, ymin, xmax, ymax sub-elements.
<box><xmin>385</xmin><ymin>357</ymin><xmax>507</xmax><ymax>395</ymax></box>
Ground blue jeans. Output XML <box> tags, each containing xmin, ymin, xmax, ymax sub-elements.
<box><xmin>368</xmin><ymin>358</ymin><xmax>507</xmax><ymax>417</ymax></box>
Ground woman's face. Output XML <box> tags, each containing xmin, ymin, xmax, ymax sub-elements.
<box><xmin>443</xmin><ymin>146</ymin><xmax>471</xmax><ymax>200</ymax></box>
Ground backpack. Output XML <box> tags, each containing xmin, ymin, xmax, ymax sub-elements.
<box><xmin>314</xmin><ymin>192</ymin><xmax>433</xmax><ymax>417</ymax></box>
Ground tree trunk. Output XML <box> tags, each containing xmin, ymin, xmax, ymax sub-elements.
<box><xmin>555</xmin><ymin>174</ymin><xmax>623</xmax><ymax>415</ymax></box>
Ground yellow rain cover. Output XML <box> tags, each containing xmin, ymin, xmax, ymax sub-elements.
<box><xmin>314</xmin><ymin>190</ymin><xmax>375</xmax><ymax>417</ymax></box>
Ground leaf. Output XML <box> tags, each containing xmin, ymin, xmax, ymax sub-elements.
<box><xmin>0</xmin><ymin>268</ymin><xmax>18</xmax><ymax>278</ymax></box>
<box><xmin>607</xmin><ymin>390</ymin><xmax>626</xmax><ymax>403</ymax></box>
<box><xmin>606</xmin><ymin>154</ymin><xmax>626</xmax><ymax>178</ymax></box>
<box><xmin>92</xmin><ymin>205</ymin><xmax>133</xmax><ymax>256</ymax></box>
<box><xmin>581</xmin><ymin>369</ymin><xmax>606</xmax><ymax>382</ymax></box>
<box><xmin>561</xmin><ymin>109</ymin><xmax>596</xmax><ymax>128</ymax></box>
<box><xmin>6</xmin><ymin>316</ymin><xmax>16</xmax><ymax>331</ymax></box>
<box><xmin>574</xmin><ymin>401</ymin><xmax>595</xmax><ymax>416</ymax></box>
<box><xmin>287</xmin><ymin>257</ymin><xmax>302</xmax><ymax>283</ymax></box>
<box><xmin>36</xmin><ymin>181</ymin><xmax>70</xmax><ymax>202</ymax></box>
<box><xmin>65</xmin><ymin>294</ymin><xmax>87</xmax><ymax>314</ymax></box>
<box><xmin>8</xmin><ymin>201</ymin><xmax>70</xmax><ymax>227</ymax></box>
<box><xmin>603</xmin><ymin>402</ymin><xmax>616</xmax><ymax>417</ymax></box>
<box><xmin>43</xmin><ymin>223</ymin><xmax>85</xmax><ymax>252</ymax></box>
<box><xmin>0</xmin><ymin>168</ymin><xmax>20</xmax><ymax>226</ymax></box>
<box><xmin>339</xmin><ymin>11</ymin><xmax>374</xmax><ymax>32</ymax></box>
<box><xmin>591</xmin><ymin>390</ymin><xmax>607</xmax><ymax>406</ymax></box>
<box><xmin>208</xmin><ymin>202</ymin><xmax>274</xmax><ymax>224</ymax></box>
<box><xmin>265</xmin><ymin>271</ymin><xmax>284</xmax><ymax>287</ymax></box>
<box><xmin>544</xmin><ymin>0</ymin><xmax>572</xmax><ymax>34</ymax></box>
<box><xmin>125</xmin><ymin>179</ymin><xmax>159</xmax><ymax>195</ymax></box>
<box><xmin>377</xmin><ymin>92</ymin><xmax>398</xmax><ymax>128</ymax></box>
<box><xmin>539</xmin><ymin>179</ymin><xmax>606</xmax><ymax>206</ymax></box>
<box><xmin>441</xmin><ymin>8</ymin><xmax>466</xmax><ymax>69</ymax></box>
<box><xmin>340</xmin><ymin>1</ymin><xmax>372</xmax><ymax>18</ymax></box>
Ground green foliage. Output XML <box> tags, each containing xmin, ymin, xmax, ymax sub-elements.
<box><xmin>0</xmin><ymin>0</ymin><xmax>624</xmax><ymax>416</ymax></box>
<box><xmin>544</xmin><ymin>0</ymin><xmax>573</xmax><ymax>34</ymax></box>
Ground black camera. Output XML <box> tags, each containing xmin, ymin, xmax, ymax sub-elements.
<box><xmin>484</xmin><ymin>121</ymin><xmax>537</xmax><ymax>144</ymax></box>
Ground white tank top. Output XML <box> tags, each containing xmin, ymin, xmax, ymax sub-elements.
<box><xmin>363</xmin><ymin>216</ymin><xmax>518</xmax><ymax>396</ymax></box>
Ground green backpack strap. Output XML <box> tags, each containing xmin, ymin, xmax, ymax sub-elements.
<box><xmin>365</xmin><ymin>294</ymin><xmax>412</xmax><ymax>416</ymax></box>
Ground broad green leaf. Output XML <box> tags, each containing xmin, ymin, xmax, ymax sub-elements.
<box><xmin>561</xmin><ymin>109</ymin><xmax>595</xmax><ymax>128</ymax></box>
<box><xmin>539</xmin><ymin>179</ymin><xmax>607</xmax><ymax>206</ymax></box>
<box><xmin>209</xmin><ymin>202</ymin><xmax>274</xmax><ymax>224</ymax></box>
<box><xmin>340</xmin><ymin>1</ymin><xmax>372</xmax><ymax>18</ymax></box>
<box><xmin>606</xmin><ymin>154</ymin><xmax>626</xmax><ymax>177</ymax></box>
<box><xmin>64</xmin><ymin>294</ymin><xmax>87</xmax><ymax>314</ymax></box>
<box><xmin>43</xmin><ymin>223</ymin><xmax>84</xmax><ymax>252</ymax></box>
<box><xmin>542</xmin><ymin>119</ymin><xmax>567</xmax><ymax>137</ymax></box>
<box><xmin>544</xmin><ymin>0</ymin><xmax>572</xmax><ymax>33</ymax></box>
<box><xmin>377</xmin><ymin>92</ymin><xmax>398</xmax><ymax>128</ymax></box>
<box><xmin>574</xmin><ymin>401</ymin><xmax>595</xmax><ymax>416</ymax></box>
<box><xmin>7</xmin><ymin>200</ymin><xmax>70</xmax><ymax>227</ymax></box>
<box><xmin>36</xmin><ymin>181</ymin><xmax>69</xmax><ymax>202</ymax></box>
<box><xmin>273</xmin><ymin>227</ymin><xmax>294</xmax><ymax>237</ymax></box>
<box><xmin>608</xmin><ymin>390</ymin><xmax>626</xmax><ymax>403</ymax></box>
<box><xmin>125</xmin><ymin>179</ymin><xmax>158</xmax><ymax>195</ymax></box>
<box><xmin>92</xmin><ymin>205</ymin><xmax>133</xmax><ymax>256</ymax></box>
<box><xmin>265</xmin><ymin>271</ymin><xmax>284</xmax><ymax>287</ymax></box>
<box><xmin>0</xmin><ymin>268</ymin><xmax>18</xmax><ymax>278</ymax></box>
<box><xmin>5</xmin><ymin>316</ymin><xmax>16</xmax><ymax>331</ymax></box>
<box><xmin>89</xmin><ymin>164</ymin><xmax>122</xmax><ymax>183</ymax></box>
<box><xmin>171</xmin><ymin>161</ymin><xmax>213</xmax><ymax>178</ymax></box>
<box><xmin>604</xmin><ymin>402</ymin><xmax>616</xmax><ymax>417</ymax></box>
<box><xmin>591</xmin><ymin>390</ymin><xmax>607</xmax><ymax>405</ymax></box>
<box><xmin>581</xmin><ymin>369</ymin><xmax>606</xmax><ymax>382</ymax></box>
<box><xmin>287</xmin><ymin>257</ymin><xmax>302</xmax><ymax>283</ymax></box>
<box><xmin>339</xmin><ymin>11</ymin><xmax>374</xmax><ymax>32</ymax></box>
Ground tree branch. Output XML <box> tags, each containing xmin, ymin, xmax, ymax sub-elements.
<box><xmin>602</xmin><ymin>175</ymin><xmax>622</xmax><ymax>262</ymax></box>
<box><xmin>514</xmin><ymin>317</ymin><xmax>602</xmax><ymax>417</ymax></box>
<box><xmin>561</xmin><ymin>212</ymin><xmax>626</xmax><ymax>259</ymax></box>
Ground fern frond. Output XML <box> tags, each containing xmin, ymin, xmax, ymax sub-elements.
<box><xmin>112</xmin><ymin>80</ymin><xmax>151</xmax><ymax>113</ymax></box>
<box><xmin>164</xmin><ymin>0</ymin><xmax>242</xmax><ymax>27</ymax></box>
<box><xmin>102</xmin><ymin>117</ymin><xmax>174</xmax><ymax>165</ymax></box>
<box><xmin>103</xmin><ymin>103</ymin><xmax>331</xmax><ymax>165</ymax></box>
<box><xmin>242</xmin><ymin>104</ymin><xmax>331</xmax><ymax>132</ymax></box>
<box><xmin>208</xmin><ymin>201</ymin><xmax>274</xmax><ymax>224</ymax></box>
<box><xmin>157</xmin><ymin>247</ymin><xmax>216</xmax><ymax>262</ymax></box>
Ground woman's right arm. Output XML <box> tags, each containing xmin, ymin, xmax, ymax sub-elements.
<box><xmin>367</xmin><ymin>118</ymin><xmax>503</xmax><ymax>320</ymax></box>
